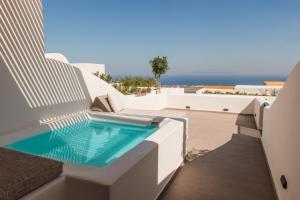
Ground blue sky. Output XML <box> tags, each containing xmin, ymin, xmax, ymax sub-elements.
<box><xmin>44</xmin><ymin>0</ymin><xmax>300</xmax><ymax>76</ymax></box>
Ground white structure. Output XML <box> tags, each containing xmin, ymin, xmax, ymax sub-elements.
<box><xmin>45</xmin><ymin>53</ymin><xmax>70</xmax><ymax>64</ymax></box>
<box><xmin>198</xmin><ymin>85</ymin><xmax>283</xmax><ymax>96</ymax></box>
<box><xmin>45</xmin><ymin>54</ymin><xmax>106</xmax><ymax>75</ymax></box>
<box><xmin>262</xmin><ymin>61</ymin><xmax>300</xmax><ymax>200</ymax></box>
<box><xmin>72</xmin><ymin>63</ymin><xmax>105</xmax><ymax>75</ymax></box>
<box><xmin>150</xmin><ymin>87</ymin><xmax>185</xmax><ymax>95</ymax></box>
<box><xmin>196</xmin><ymin>88</ymin><xmax>234</xmax><ymax>94</ymax></box>
<box><xmin>235</xmin><ymin>85</ymin><xmax>282</xmax><ymax>95</ymax></box>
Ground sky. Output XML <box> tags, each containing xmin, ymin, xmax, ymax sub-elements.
<box><xmin>44</xmin><ymin>0</ymin><xmax>300</xmax><ymax>77</ymax></box>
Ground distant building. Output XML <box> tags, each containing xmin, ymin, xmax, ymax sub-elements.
<box><xmin>196</xmin><ymin>84</ymin><xmax>283</xmax><ymax>96</ymax></box>
<box><xmin>201</xmin><ymin>85</ymin><xmax>235</xmax><ymax>90</ymax></box>
<box><xmin>264</xmin><ymin>81</ymin><xmax>285</xmax><ymax>86</ymax></box>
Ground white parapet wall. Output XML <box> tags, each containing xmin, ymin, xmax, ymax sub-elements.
<box><xmin>124</xmin><ymin>94</ymin><xmax>168</xmax><ymax>111</ymax></box>
<box><xmin>262</xmin><ymin>61</ymin><xmax>300</xmax><ymax>200</ymax></box>
<box><xmin>160</xmin><ymin>87</ymin><xmax>185</xmax><ymax>94</ymax></box>
<box><xmin>167</xmin><ymin>94</ymin><xmax>257</xmax><ymax>114</ymax></box>
<box><xmin>124</xmin><ymin>93</ymin><xmax>275</xmax><ymax>115</ymax></box>
<box><xmin>253</xmin><ymin>97</ymin><xmax>275</xmax><ymax>130</ymax></box>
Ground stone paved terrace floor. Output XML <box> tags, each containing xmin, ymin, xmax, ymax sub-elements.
<box><xmin>159</xmin><ymin>109</ymin><xmax>276</xmax><ymax>200</ymax></box>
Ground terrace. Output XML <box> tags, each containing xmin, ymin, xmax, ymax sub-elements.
<box><xmin>159</xmin><ymin>109</ymin><xmax>275</xmax><ymax>200</ymax></box>
<box><xmin>0</xmin><ymin>0</ymin><xmax>299</xmax><ymax>200</ymax></box>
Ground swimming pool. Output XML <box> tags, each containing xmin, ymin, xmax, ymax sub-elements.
<box><xmin>6</xmin><ymin>119</ymin><xmax>158</xmax><ymax>167</ymax></box>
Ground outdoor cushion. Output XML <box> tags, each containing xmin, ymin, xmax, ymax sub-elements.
<box><xmin>108</xmin><ymin>92</ymin><xmax>124</xmax><ymax>112</ymax></box>
<box><xmin>91</xmin><ymin>96</ymin><xmax>113</xmax><ymax>112</ymax></box>
<box><xmin>0</xmin><ymin>148</ymin><xmax>63</xmax><ymax>200</ymax></box>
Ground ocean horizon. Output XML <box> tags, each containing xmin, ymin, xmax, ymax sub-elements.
<box><xmin>160</xmin><ymin>75</ymin><xmax>287</xmax><ymax>86</ymax></box>
<box><xmin>113</xmin><ymin>75</ymin><xmax>287</xmax><ymax>86</ymax></box>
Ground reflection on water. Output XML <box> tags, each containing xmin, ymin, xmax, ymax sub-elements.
<box><xmin>6</xmin><ymin>120</ymin><xmax>158</xmax><ymax>167</ymax></box>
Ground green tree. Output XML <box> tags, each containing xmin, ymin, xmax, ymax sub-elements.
<box><xmin>149</xmin><ymin>56</ymin><xmax>169</xmax><ymax>93</ymax></box>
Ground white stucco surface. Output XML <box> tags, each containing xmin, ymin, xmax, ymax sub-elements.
<box><xmin>45</xmin><ymin>53</ymin><xmax>70</xmax><ymax>64</ymax></box>
<box><xmin>262</xmin><ymin>61</ymin><xmax>300</xmax><ymax>200</ymax></box>
<box><xmin>160</xmin><ymin>87</ymin><xmax>185</xmax><ymax>94</ymax></box>
<box><xmin>167</xmin><ymin>94</ymin><xmax>256</xmax><ymax>114</ymax></box>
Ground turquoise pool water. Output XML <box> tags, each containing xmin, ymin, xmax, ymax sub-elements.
<box><xmin>6</xmin><ymin>119</ymin><xmax>158</xmax><ymax>167</ymax></box>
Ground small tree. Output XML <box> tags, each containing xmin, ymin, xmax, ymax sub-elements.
<box><xmin>149</xmin><ymin>56</ymin><xmax>169</xmax><ymax>93</ymax></box>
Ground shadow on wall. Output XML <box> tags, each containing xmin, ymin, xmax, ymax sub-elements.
<box><xmin>235</xmin><ymin>114</ymin><xmax>256</xmax><ymax>128</ymax></box>
<box><xmin>240</xmin><ymin>99</ymin><xmax>255</xmax><ymax>114</ymax></box>
<box><xmin>0</xmin><ymin>0</ymin><xmax>94</xmax><ymax>134</ymax></box>
<box><xmin>39</xmin><ymin>110</ymin><xmax>90</xmax><ymax>131</ymax></box>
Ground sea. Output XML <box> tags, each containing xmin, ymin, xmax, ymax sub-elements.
<box><xmin>160</xmin><ymin>75</ymin><xmax>287</xmax><ymax>86</ymax></box>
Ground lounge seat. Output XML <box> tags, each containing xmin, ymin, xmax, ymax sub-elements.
<box><xmin>0</xmin><ymin>148</ymin><xmax>63</xmax><ymax>200</ymax></box>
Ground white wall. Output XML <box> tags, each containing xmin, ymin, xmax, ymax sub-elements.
<box><xmin>72</xmin><ymin>63</ymin><xmax>105</xmax><ymax>75</ymax></box>
<box><xmin>160</xmin><ymin>87</ymin><xmax>184</xmax><ymax>95</ymax></box>
<box><xmin>262</xmin><ymin>61</ymin><xmax>300</xmax><ymax>200</ymax></box>
<box><xmin>124</xmin><ymin>93</ymin><xmax>275</xmax><ymax>115</ymax></box>
<box><xmin>124</xmin><ymin>94</ymin><xmax>167</xmax><ymax>111</ymax></box>
<box><xmin>167</xmin><ymin>94</ymin><xmax>257</xmax><ymax>114</ymax></box>
<box><xmin>253</xmin><ymin>97</ymin><xmax>276</xmax><ymax>130</ymax></box>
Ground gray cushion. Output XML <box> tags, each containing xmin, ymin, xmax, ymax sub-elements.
<box><xmin>0</xmin><ymin>148</ymin><xmax>63</xmax><ymax>200</ymax></box>
<box><xmin>91</xmin><ymin>96</ymin><xmax>113</xmax><ymax>112</ymax></box>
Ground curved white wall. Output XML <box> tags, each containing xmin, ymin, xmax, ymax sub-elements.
<box><xmin>262</xmin><ymin>61</ymin><xmax>300</xmax><ymax>200</ymax></box>
<box><xmin>45</xmin><ymin>53</ymin><xmax>70</xmax><ymax>64</ymax></box>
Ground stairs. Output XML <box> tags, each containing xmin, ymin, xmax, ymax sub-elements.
<box><xmin>236</xmin><ymin>114</ymin><xmax>261</xmax><ymax>138</ymax></box>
